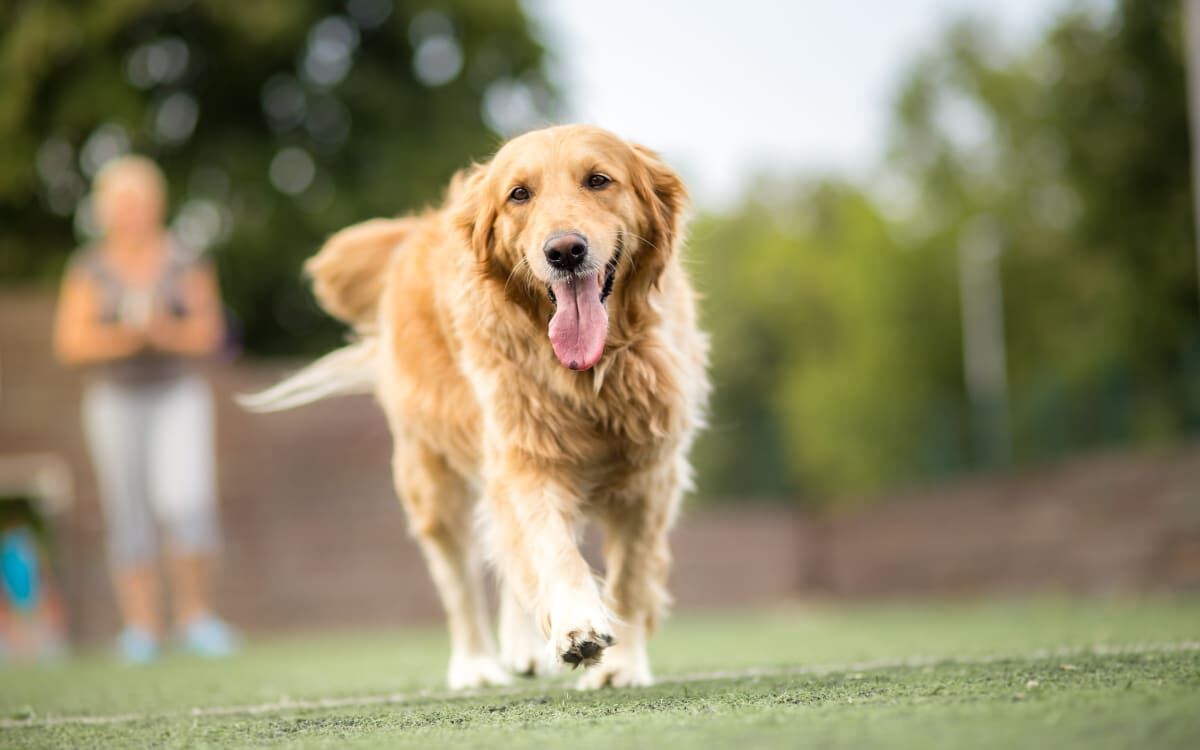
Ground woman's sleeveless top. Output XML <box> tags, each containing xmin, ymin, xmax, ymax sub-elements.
<box><xmin>70</xmin><ymin>237</ymin><xmax>203</xmax><ymax>386</ymax></box>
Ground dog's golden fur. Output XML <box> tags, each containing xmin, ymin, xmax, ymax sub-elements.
<box><xmin>268</xmin><ymin>125</ymin><xmax>708</xmax><ymax>689</ymax></box>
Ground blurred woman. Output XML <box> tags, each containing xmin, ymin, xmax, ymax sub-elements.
<box><xmin>53</xmin><ymin>156</ymin><xmax>237</xmax><ymax>662</ymax></box>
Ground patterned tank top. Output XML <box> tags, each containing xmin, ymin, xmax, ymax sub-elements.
<box><xmin>69</xmin><ymin>237</ymin><xmax>205</xmax><ymax>385</ymax></box>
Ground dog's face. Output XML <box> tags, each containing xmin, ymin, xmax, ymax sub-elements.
<box><xmin>457</xmin><ymin>125</ymin><xmax>686</xmax><ymax>371</ymax></box>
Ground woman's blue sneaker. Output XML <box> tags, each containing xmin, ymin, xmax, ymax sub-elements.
<box><xmin>181</xmin><ymin>614</ymin><xmax>239</xmax><ymax>658</ymax></box>
<box><xmin>117</xmin><ymin>627</ymin><xmax>159</xmax><ymax>664</ymax></box>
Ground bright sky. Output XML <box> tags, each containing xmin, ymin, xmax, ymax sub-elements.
<box><xmin>524</xmin><ymin>0</ymin><xmax>1087</xmax><ymax>209</ymax></box>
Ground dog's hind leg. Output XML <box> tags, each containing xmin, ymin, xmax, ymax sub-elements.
<box><xmin>392</xmin><ymin>437</ymin><xmax>511</xmax><ymax>689</ymax></box>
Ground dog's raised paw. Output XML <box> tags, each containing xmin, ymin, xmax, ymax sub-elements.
<box><xmin>559</xmin><ymin>630</ymin><xmax>615</xmax><ymax>668</ymax></box>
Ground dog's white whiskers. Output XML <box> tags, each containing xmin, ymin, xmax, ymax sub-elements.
<box><xmin>623</xmin><ymin>231</ymin><xmax>665</xmax><ymax>256</ymax></box>
<box><xmin>503</xmin><ymin>255</ymin><xmax>532</xmax><ymax>296</ymax></box>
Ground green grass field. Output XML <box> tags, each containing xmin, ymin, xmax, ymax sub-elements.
<box><xmin>3</xmin><ymin>598</ymin><xmax>1199</xmax><ymax>749</ymax></box>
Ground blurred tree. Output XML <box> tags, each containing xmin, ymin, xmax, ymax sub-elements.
<box><xmin>886</xmin><ymin>0</ymin><xmax>1198</xmax><ymax>461</ymax></box>
<box><xmin>689</xmin><ymin>0</ymin><xmax>1199</xmax><ymax>502</ymax></box>
<box><xmin>0</xmin><ymin>0</ymin><xmax>555</xmax><ymax>354</ymax></box>
<box><xmin>689</xmin><ymin>181</ymin><xmax>967</xmax><ymax>501</ymax></box>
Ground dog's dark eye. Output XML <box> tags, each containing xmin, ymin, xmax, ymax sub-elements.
<box><xmin>585</xmin><ymin>173</ymin><xmax>611</xmax><ymax>190</ymax></box>
<box><xmin>508</xmin><ymin>186</ymin><xmax>531</xmax><ymax>203</ymax></box>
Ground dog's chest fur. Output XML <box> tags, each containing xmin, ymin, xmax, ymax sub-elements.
<box><xmin>484</xmin><ymin>340</ymin><xmax>686</xmax><ymax>461</ymax></box>
<box><xmin>457</xmin><ymin>308</ymin><xmax>695</xmax><ymax>490</ymax></box>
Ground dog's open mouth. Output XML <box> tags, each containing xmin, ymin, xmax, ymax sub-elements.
<box><xmin>546</xmin><ymin>247</ymin><xmax>621</xmax><ymax>371</ymax></box>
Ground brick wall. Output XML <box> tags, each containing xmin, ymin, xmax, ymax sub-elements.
<box><xmin>818</xmin><ymin>446</ymin><xmax>1200</xmax><ymax>597</ymax></box>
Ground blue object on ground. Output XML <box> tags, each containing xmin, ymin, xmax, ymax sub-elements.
<box><xmin>117</xmin><ymin>627</ymin><xmax>160</xmax><ymax>664</ymax></box>
<box><xmin>180</xmin><ymin>614</ymin><xmax>239</xmax><ymax>658</ymax></box>
<box><xmin>0</xmin><ymin>528</ymin><xmax>40</xmax><ymax>612</ymax></box>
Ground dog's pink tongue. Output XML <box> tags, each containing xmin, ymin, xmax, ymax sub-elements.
<box><xmin>548</xmin><ymin>274</ymin><xmax>607</xmax><ymax>370</ymax></box>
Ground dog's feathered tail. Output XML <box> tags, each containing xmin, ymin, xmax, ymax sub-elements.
<box><xmin>240</xmin><ymin>217</ymin><xmax>414</xmax><ymax>413</ymax></box>
<box><xmin>237</xmin><ymin>338</ymin><xmax>379</xmax><ymax>413</ymax></box>
<box><xmin>304</xmin><ymin>217</ymin><xmax>415</xmax><ymax>330</ymax></box>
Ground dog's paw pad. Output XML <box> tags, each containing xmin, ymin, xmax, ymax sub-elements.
<box><xmin>560</xmin><ymin>631</ymin><xmax>615</xmax><ymax>668</ymax></box>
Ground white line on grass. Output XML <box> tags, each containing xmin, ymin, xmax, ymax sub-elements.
<box><xmin>4</xmin><ymin>640</ymin><xmax>1198</xmax><ymax>730</ymax></box>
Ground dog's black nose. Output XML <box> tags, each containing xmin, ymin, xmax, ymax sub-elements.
<box><xmin>544</xmin><ymin>232</ymin><xmax>588</xmax><ymax>271</ymax></box>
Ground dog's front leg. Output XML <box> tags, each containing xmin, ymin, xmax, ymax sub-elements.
<box><xmin>498</xmin><ymin>579</ymin><xmax>547</xmax><ymax>676</ymax></box>
<box><xmin>486</xmin><ymin>469</ymin><xmax>614</xmax><ymax>670</ymax></box>
<box><xmin>577</xmin><ymin>464</ymin><xmax>682</xmax><ymax>689</ymax></box>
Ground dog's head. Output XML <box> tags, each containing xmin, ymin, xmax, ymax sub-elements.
<box><xmin>455</xmin><ymin>125</ymin><xmax>687</xmax><ymax>371</ymax></box>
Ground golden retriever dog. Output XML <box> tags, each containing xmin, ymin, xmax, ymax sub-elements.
<box><xmin>246</xmin><ymin>125</ymin><xmax>708</xmax><ymax>689</ymax></box>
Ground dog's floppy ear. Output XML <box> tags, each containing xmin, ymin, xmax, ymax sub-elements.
<box><xmin>630</xmin><ymin>144</ymin><xmax>688</xmax><ymax>261</ymax></box>
<box><xmin>450</xmin><ymin>163</ymin><xmax>497</xmax><ymax>263</ymax></box>
<box><xmin>305</xmin><ymin>217</ymin><xmax>413</xmax><ymax>329</ymax></box>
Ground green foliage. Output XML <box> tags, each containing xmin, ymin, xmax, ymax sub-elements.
<box><xmin>887</xmin><ymin>0</ymin><xmax>1199</xmax><ymax>453</ymax></box>
<box><xmin>690</xmin><ymin>182</ymin><xmax>966</xmax><ymax>499</ymax></box>
<box><xmin>690</xmin><ymin>0</ymin><xmax>1199</xmax><ymax>501</ymax></box>
<box><xmin>0</xmin><ymin>0</ymin><xmax>554</xmax><ymax>354</ymax></box>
